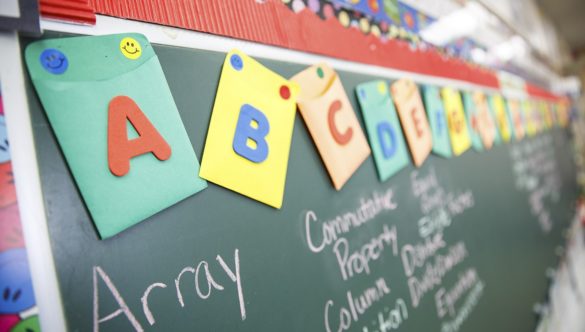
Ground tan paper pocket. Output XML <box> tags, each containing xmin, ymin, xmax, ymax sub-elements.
<box><xmin>391</xmin><ymin>79</ymin><xmax>432</xmax><ymax>167</ymax></box>
<box><xmin>292</xmin><ymin>64</ymin><xmax>370</xmax><ymax>190</ymax></box>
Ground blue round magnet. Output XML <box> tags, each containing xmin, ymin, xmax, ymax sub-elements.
<box><xmin>230</xmin><ymin>54</ymin><xmax>243</xmax><ymax>71</ymax></box>
<box><xmin>39</xmin><ymin>48</ymin><xmax>68</xmax><ymax>74</ymax></box>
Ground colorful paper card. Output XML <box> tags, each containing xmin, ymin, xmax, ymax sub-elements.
<box><xmin>291</xmin><ymin>63</ymin><xmax>370</xmax><ymax>190</ymax></box>
<box><xmin>530</xmin><ymin>101</ymin><xmax>541</xmax><ymax>133</ymax></box>
<box><xmin>471</xmin><ymin>92</ymin><xmax>496</xmax><ymax>150</ymax></box>
<box><xmin>422</xmin><ymin>86</ymin><xmax>452</xmax><ymax>157</ymax></box>
<box><xmin>488</xmin><ymin>95</ymin><xmax>508</xmax><ymax>144</ymax></box>
<box><xmin>539</xmin><ymin>101</ymin><xmax>553</xmax><ymax>130</ymax></box>
<box><xmin>536</xmin><ymin>102</ymin><xmax>545</xmax><ymax>131</ymax></box>
<box><xmin>549</xmin><ymin>102</ymin><xmax>559</xmax><ymax>127</ymax></box>
<box><xmin>507</xmin><ymin>99</ymin><xmax>525</xmax><ymax>140</ymax></box>
<box><xmin>556</xmin><ymin>101</ymin><xmax>570</xmax><ymax>128</ymax></box>
<box><xmin>199</xmin><ymin>50</ymin><xmax>299</xmax><ymax>208</ymax></box>
<box><xmin>560</xmin><ymin>102</ymin><xmax>570</xmax><ymax>127</ymax></box>
<box><xmin>440</xmin><ymin>87</ymin><xmax>471</xmax><ymax>156</ymax></box>
<box><xmin>549</xmin><ymin>102</ymin><xmax>557</xmax><ymax>127</ymax></box>
<box><xmin>356</xmin><ymin>80</ymin><xmax>410</xmax><ymax>182</ymax></box>
<box><xmin>522</xmin><ymin>100</ymin><xmax>537</xmax><ymax>137</ymax></box>
<box><xmin>25</xmin><ymin>34</ymin><xmax>207</xmax><ymax>239</ymax></box>
<box><xmin>461</xmin><ymin>91</ymin><xmax>483</xmax><ymax>151</ymax></box>
<box><xmin>390</xmin><ymin>79</ymin><xmax>432</xmax><ymax>167</ymax></box>
<box><xmin>549</xmin><ymin>101</ymin><xmax>560</xmax><ymax>127</ymax></box>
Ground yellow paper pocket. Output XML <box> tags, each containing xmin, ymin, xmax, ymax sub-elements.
<box><xmin>441</xmin><ymin>87</ymin><xmax>471</xmax><ymax>156</ymax></box>
<box><xmin>199</xmin><ymin>50</ymin><xmax>299</xmax><ymax>208</ymax></box>
<box><xmin>522</xmin><ymin>100</ymin><xmax>537</xmax><ymax>137</ymax></box>
<box><xmin>491</xmin><ymin>94</ymin><xmax>513</xmax><ymax>142</ymax></box>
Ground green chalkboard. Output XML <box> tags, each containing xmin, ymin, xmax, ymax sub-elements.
<box><xmin>22</xmin><ymin>32</ymin><xmax>579</xmax><ymax>332</ymax></box>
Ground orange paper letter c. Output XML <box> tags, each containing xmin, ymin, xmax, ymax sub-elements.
<box><xmin>328</xmin><ymin>100</ymin><xmax>353</xmax><ymax>145</ymax></box>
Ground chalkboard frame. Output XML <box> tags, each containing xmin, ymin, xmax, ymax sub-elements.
<box><xmin>1</xmin><ymin>17</ymin><xmax>576</xmax><ymax>332</ymax></box>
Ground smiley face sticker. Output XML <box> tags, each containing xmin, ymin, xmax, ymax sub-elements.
<box><xmin>39</xmin><ymin>48</ymin><xmax>68</xmax><ymax>74</ymax></box>
<box><xmin>230</xmin><ymin>54</ymin><xmax>243</xmax><ymax>71</ymax></box>
<box><xmin>120</xmin><ymin>37</ymin><xmax>142</xmax><ymax>60</ymax></box>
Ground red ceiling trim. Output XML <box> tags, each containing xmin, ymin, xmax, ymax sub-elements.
<box><xmin>525</xmin><ymin>83</ymin><xmax>562</xmax><ymax>101</ymax></box>
<box><xmin>40</xmin><ymin>0</ymin><xmax>96</xmax><ymax>25</ymax></box>
<box><xmin>82</xmin><ymin>0</ymin><xmax>562</xmax><ymax>100</ymax></box>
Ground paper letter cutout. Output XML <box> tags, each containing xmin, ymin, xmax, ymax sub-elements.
<box><xmin>291</xmin><ymin>63</ymin><xmax>370</xmax><ymax>190</ymax></box>
<box><xmin>490</xmin><ymin>95</ymin><xmax>513</xmax><ymax>142</ymax></box>
<box><xmin>422</xmin><ymin>86</ymin><xmax>451</xmax><ymax>157</ymax></box>
<box><xmin>461</xmin><ymin>91</ymin><xmax>483</xmax><ymax>151</ymax></box>
<box><xmin>390</xmin><ymin>79</ymin><xmax>432</xmax><ymax>167</ymax></box>
<box><xmin>356</xmin><ymin>81</ymin><xmax>410</xmax><ymax>181</ymax></box>
<box><xmin>232</xmin><ymin>104</ymin><xmax>270</xmax><ymax>163</ymax></box>
<box><xmin>471</xmin><ymin>92</ymin><xmax>496</xmax><ymax>150</ymax></box>
<box><xmin>378</xmin><ymin>123</ymin><xmax>395</xmax><ymax>158</ymax></box>
<box><xmin>507</xmin><ymin>99</ymin><xmax>525</xmax><ymax>140</ymax></box>
<box><xmin>108</xmin><ymin>96</ymin><xmax>172</xmax><ymax>177</ymax></box>
<box><xmin>25</xmin><ymin>34</ymin><xmax>207</xmax><ymax>239</ymax></box>
<box><xmin>199</xmin><ymin>50</ymin><xmax>298</xmax><ymax>208</ymax></box>
<box><xmin>328</xmin><ymin>100</ymin><xmax>353</xmax><ymax>145</ymax></box>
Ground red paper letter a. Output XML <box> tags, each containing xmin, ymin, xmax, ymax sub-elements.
<box><xmin>108</xmin><ymin>96</ymin><xmax>171</xmax><ymax>177</ymax></box>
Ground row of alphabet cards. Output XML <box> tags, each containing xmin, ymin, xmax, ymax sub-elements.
<box><xmin>24</xmin><ymin>33</ymin><xmax>571</xmax><ymax>239</ymax></box>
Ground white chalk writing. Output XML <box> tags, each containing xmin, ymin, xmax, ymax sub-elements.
<box><xmin>92</xmin><ymin>249</ymin><xmax>245</xmax><ymax>331</ymax></box>
<box><xmin>305</xmin><ymin>188</ymin><xmax>397</xmax><ymax>253</ymax></box>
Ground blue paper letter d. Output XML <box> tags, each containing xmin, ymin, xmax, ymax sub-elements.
<box><xmin>233</xmin><ymin>104</ymin><xmax>269</xmax><ymax>163</ymax></box>
<box><xmin>377</xmin><ymin>122</ymin><xmax>397</xmax><ymax>159</ymax></box>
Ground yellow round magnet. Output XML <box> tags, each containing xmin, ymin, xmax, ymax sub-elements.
<box><xmin>377</xmin><ymin>82</ymin><xmax>386</xmax><ymax>95</ymax></box>
<box><xmin>120</xmin><ymin>37</ymin><xmax>142</xmax><ymax>60</ymax></box>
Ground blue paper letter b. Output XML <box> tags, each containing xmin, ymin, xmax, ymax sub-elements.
<box><xmin>233</xmin><ymin>104</ymin><xmax>270</xmax><ymax>163</ymax></box>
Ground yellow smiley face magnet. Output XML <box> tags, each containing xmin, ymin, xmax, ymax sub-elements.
<box><xmin>120</xmin><ymin>37</ymin><xmax>142</xmax><ymax>60</ymax></box>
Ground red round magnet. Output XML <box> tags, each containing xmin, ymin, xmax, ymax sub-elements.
<box><xmin>280</xmin><ymin>85</ymin><xmax>291</xmax><ymax>100</ymax></box>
